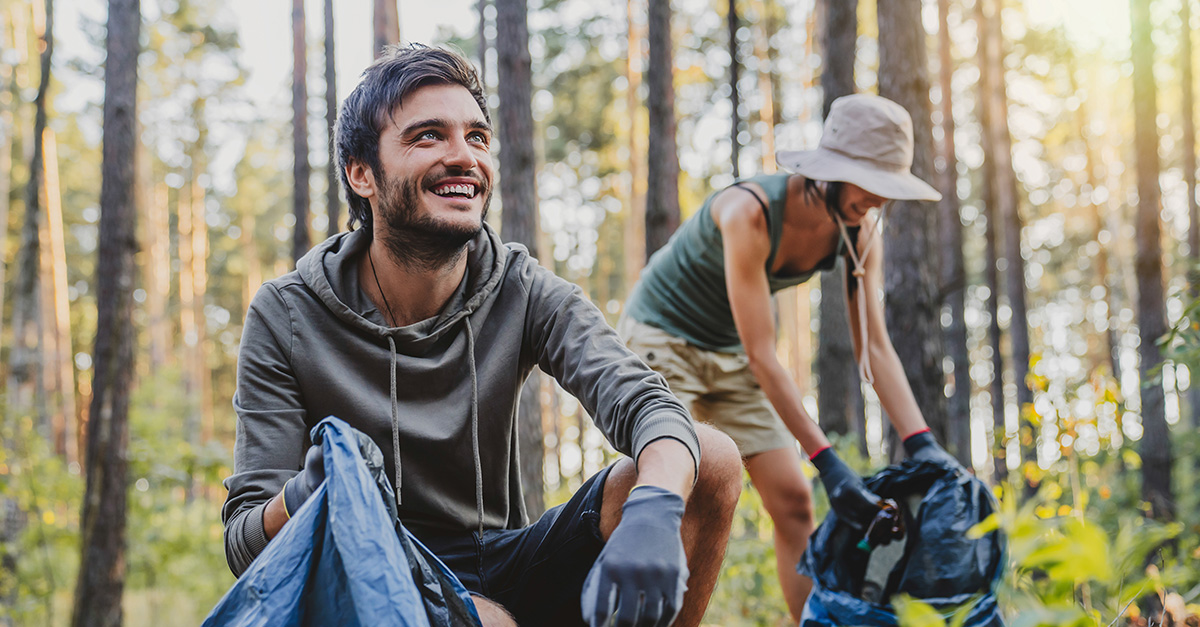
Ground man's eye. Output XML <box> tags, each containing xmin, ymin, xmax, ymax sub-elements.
<box><xmin>468</xmin><ymin>132</ymin><xmax>488</xmax><ymax>144</ymax></box>
<box><xmin>418</xmin><ymin>131</ymin><xmax>439</xmax><ymax>141</ymax></box>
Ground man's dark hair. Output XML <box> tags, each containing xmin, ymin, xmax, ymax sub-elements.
<box><xmin>334</xmin><ymin>44</ymin><xmax>489</xmax><ymax>233</ymax></box>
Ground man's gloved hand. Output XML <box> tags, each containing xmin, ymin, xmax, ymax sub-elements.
<box><xmin>282</xmin><ymin>427</ymin><xmax>393</xmax><ymax>520</ymax></box>
<box><xmin>582</xmin><ymin>485</ymin><xmax>689</xmax><ymax>627</ymax></box>
<box><xmin>282</xmin><ymin>444</ymin><xmax>326</xmax><ymax>518</ymax></box>
<box><xmin>810</xmin><ymin>447</ymin><xmax>884</xmax><ymax>533</ymax></box>
<box><xmin>903</xmin><ymin>429</ymin><xmax>964</xmax><ymax>472</ymax></box>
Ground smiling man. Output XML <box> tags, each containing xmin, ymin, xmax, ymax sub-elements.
<box><xmin>221</xmin><ymin>45</ymin><xmax>741</xmax><ymax>627</ymax></box>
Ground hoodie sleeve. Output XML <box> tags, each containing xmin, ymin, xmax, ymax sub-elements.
<box><xmin>221</xmin><ymin>283</ymin><xmax>308</xmax><ymax>577</ymax></box>
<box><xmin>522</xmin><ymin>260</ymin><xmax>700</xmax><ymax>475</ymax></box>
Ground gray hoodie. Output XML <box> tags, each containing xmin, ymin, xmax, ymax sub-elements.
<box><xmin>222</xmin><ymin>224</ymin><xmax>699</xmax><ymax>576</ymax></box>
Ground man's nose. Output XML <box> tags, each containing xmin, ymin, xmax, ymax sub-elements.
<box><xmin>443</xmin><ymin>135</ymin><xmax>476</xmax><ymax>170</ymax></box>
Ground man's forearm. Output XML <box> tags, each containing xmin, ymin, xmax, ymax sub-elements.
<box><xmin>634</xmin><ymin>437</ymin><xmax>696</xmax><ymax>499</ymax></box>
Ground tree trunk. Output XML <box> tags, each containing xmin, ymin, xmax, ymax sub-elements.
<box><xmin>325</xmin><ymin>0</ymin><xmax>340</xmax><ymax>238</ymax></box>
<box><xmin>1131</xmin><ymin>0</ymin><xmax>1173</xmax><ymax>521</ymax></box>
<box><xmin>976</xmin><ymin>0</ymin><xmax>1007</xmax><ymax>483</ymax></box>
<box><xmin>877</xmin><ymin>0</ymin><xmax>947</xmax><ymax>456</ymax></box>
<box><xmin>42</xmin><ymin>129</ymin><xmax>77</xmax><ymax>462</ymax></box>
<box><xmin>983</xmin><ymin>0</ymin><xmax>1034</xmax><ymax>477</ymax></box>
<box><xmin>645</xmin><ymin>0</ymin><xmax>680</xmax><ymax>259</ymax></box>
<box><xmin>0</xmin><ymin>55</ymin><xmax>13</xmax><ymax>383</ymax></box>
<box><xmin>496</xmin><ymin>0</ymin><xmax>544</xmax><ymax>519</ymax></box>
<box><xmin>623</xmin><ymin>0</ymin><xmax>646</xmax><ymax>292</ymax></box>
<box><xmin>1181</xmin><ymin>0</ymin><xmax>1200</xmax><ymax>442</ymax></box>
<box><xmin>728</xmin><ymin>0</ymin><xmax>741</xmax><ymax>179</ymax></box>
<box><xmin>70</xmin><ymin>1</ymin><xmax>139</xmax><ymax>624</ymax></box>
<box><xmin>292</xmin><ymin>0</ymin><xmax>310</xmax><ymax>265</ymax></box>
<box><xmin>373</xmin><ymin>0</ymin><xmax>400</xmax><ymax>59</ymax></box>
<box><xmin>478</xmin><ymin>0</ymin><xmax>489</xmax><ymax>82</ymax></box>
<box><xmin>751</xmin><ymin>0</ymin><xmax>776</xmax><ymax>174</ymax></box>
<box><xmin>936</xmin><ymin>0</ymin><xmax>971</xmax><ymax>466</ymax></box>
<box><xmin>816</xmin><ymin>0</ymin><xmax>866</xmax><ymax>454</ymax></box>
<box><xmin>189</xmin><ymin>177</ymin><xmax>213</xmax><ymax>444</ymax></box>
<box><xmin>10</xmin><ymin>0</ymin><xmax>54</xmax><ymax>427</ymax></box>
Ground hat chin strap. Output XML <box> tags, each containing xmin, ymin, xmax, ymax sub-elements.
<box><xmin>833</xmin><ymin>211</ymin><xmax>883</xmax><ymax>385</ymax></box>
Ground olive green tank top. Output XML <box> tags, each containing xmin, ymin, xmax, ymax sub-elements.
<box><xmin>625</xmin><ymin>173</ymin><xmax>854</xmax><ymax>352</ymax></box>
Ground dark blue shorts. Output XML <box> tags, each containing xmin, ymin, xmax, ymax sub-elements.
<box><xmin>415</xmin><ymin>466</ymin><xmax>612</xmax><ymax>626</ymax></box>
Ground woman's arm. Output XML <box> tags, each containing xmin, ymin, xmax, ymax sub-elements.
<box><xmin>713</xmin><ymin>187</ymin><xmax>831</xmax><ymax>456</ymax></box>
<box><xmin>844</xmin><ymin>214</ymin><xmax>928</xmax><ymax>439</ymax></box>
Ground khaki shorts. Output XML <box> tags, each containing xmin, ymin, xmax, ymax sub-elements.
<box><xmin>617</xmin><ymin>317</ymin><xmax>794</xmax><ymax>458</ymax></box>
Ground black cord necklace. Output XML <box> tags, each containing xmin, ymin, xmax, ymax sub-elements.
<box><xmin>368</xmin><ymin>249</ymin><xmax>397</xmax><ymax>327</ymax></box>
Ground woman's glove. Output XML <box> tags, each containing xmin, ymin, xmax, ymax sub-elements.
<box><xmin>582</xmin><ymin>485</ymin><xmax>689</xmax><ymax>627</ymax></box>
<box><xmin>811</xmin><ymin>447</ymin><xmax>885</xmax><ymax>533</ymax></box>
<box><xmin>903</xmin><ymin>430</ymin><xmax>964</xmax><ymax>472</ymax></box>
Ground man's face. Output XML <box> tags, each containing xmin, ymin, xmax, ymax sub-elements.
<box><xmin>840</xmin><ymin>183</ymin><xmax>888</xmax><ymax>226</ymax></box>
<box><xmin>371</xmin><ymin>83</ymin><xmax>494</xmax><ymax>245</ymax></box>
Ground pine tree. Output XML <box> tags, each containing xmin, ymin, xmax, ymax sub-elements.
<box><xmin>71</xmin><ymin>1</ymin><xmax>140</xmax><ymax>624</ymax></box>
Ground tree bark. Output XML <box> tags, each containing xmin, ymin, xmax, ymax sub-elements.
<box><xmin>728</xmin><ymin>0</ymin><xmax>741</xmax><ymax>179</ymax></box>
<box><xmin>877</xmin><ymin>0</ymin><xmax>947</xmax><ymax>457</ymax></box>
<box><xmin>1181</xmin><ymin>0</ymin><xmax>1200</xmax><ymax>439</ymax></box>
<box><xmin>623</xmin><ymin>0</ymin><xmax>646</xmax><ymax>291</ymax></box>
<box><xmin>816</xmin><ymin>0</ymin><xmax>866</xmax><ymax>454</ymax></box>
<box><xmin>983</xmin><ymin>0</ymin><xmax>1034</xmax><ymax>477</ymax></box>
<box><xmin>478</xmin><ymin>0</ymin><xmax>489</xmax><ymax>82</ymax></box>
<box><xmin>325</xmin><ymin>0</ymin><xmax>340</xmax><ymax>238</ymax></box>
<box><xmin>10</xmin><ymin>0</ymin><xmax>54</xmax><ymax>427</ymax></box>
<box><xmin>1131</xmin><ymin>0</ymin><xmax>1173</xmax><ymax>521</ymax></box>
<box><xmin>293</xmin><ymin>0</ymin><xmax>311</xmax><ymax>265</ymax></box>
<box><xmin>496</xmin><ymin>0</ymin><xmax>544</xmax><ymax>518</ymax></box>
<box><xmin>751</xmin><ymin>0</ymin><xmax>776</xmax><ymax>174</ymax></box>
<box><xmin>373</xmin><ymin>0</ymin><xmax>400</xmax><ymax>59</ymax></box>
<box><xmin>976</xmin><ymin>0</ymin><xmax>1007</xmax><ymax>483</ymax></box>
<box><xmin>645</xmin><ymin>0</ymin><xmax>681</xmax><ymax>259</ymax></box>
<box><xmin>936</xmin><ymin>0</ymin><xmax>971</xmax><ymax>465</ymax></box>
<box><xmin>42</xmin><ymin>130</ymin><xmax>77</xmax><ymax>462</ymax></box>
<box><xmin>70</xmin><ymin>1</ymin><xmax>139</xmax><ymax>624</ymax></box>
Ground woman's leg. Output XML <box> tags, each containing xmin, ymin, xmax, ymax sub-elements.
<box><xmin>744</xmin><ymin>446</ymin><xmax>816</xmax><ymax>622</ymax></box>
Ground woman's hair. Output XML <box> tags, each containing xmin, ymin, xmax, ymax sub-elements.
<box><xmin>801</xmin><ymin>177</ymin><xmax>845</xmax><ymax>221</ymax></box>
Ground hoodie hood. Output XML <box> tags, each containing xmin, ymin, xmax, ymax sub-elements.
<box><xmin>296</xmin><ymin>222</ymin><xmax>510</xmax><ymax>351</ymax></box>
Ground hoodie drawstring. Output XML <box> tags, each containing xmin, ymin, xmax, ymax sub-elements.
<box><xmin>464</xmin><ymin>322</ymin><xmax>484</xmax><ymax>537</ymax></box>
<box><xmin>387</xmin><ymin>335</ymin><xmax>401</xmax><ymax>507</ymax></box>
<box><xmin>383</xmin><ymin>321</ymin><xmax>483</xmax><ymax>536</ymax></box>
<box><xmin>835</xmin><ymin>212</ymin><xmax>883</xmax><ymax>385</ymax></box>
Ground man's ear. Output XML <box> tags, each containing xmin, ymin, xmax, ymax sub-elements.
<box><xmin>346</xmin><ymin>160</ymin><xmax>376</xmax><ymax>199</ymax></box>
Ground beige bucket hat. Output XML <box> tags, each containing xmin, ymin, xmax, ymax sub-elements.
<box><xmin>776</xmin><ymin>94</ymin><xmax>942</xmax><ymax>202</ymax></box>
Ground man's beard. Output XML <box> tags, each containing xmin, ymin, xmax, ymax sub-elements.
<box><xmin>375</xmin><ymin>168</ymin><xmax>491</xmax><ymax>272</ymax></box>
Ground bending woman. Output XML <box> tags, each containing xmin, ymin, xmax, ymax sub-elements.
<box><xmin>619</xmin><ymin>94</ymin><xmax>959</xmax><ymax>620</ymax></box>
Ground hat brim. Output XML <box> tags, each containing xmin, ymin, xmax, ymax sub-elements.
<box><xmin>776</xmin><ymin>148</ymin><xmax>943</xmax><ymax>202</ymax></box>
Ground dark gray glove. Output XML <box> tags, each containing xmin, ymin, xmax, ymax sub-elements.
<box><xmin>903</xmin><ymin>430</ymin><xmax>964</xmax><ymax>472</ymax></box>
<box><xmin>582</xmin><ymin>485</ymin><xmax>689</xmax><ymax>627</ymax></box>
<box><xmin>811</xmin><ymin>447</ymin><xmax>885</xmax><ymax>533</ymax></box>
<box><xmin>283</xmin><ymin>428</ymin><xmax>392</xmax><ymax>520</ymax></box>
<box><xmin>282</xmin><ymin>444</ymin><xmax>325</xmax><ymax>517</ymax></box>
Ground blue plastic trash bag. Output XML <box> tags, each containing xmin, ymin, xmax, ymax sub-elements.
<box><xmin>204</xmin><ymin>417</ymin><xmax>482</xmax><ymax>627</ymax></box>
<box><xmin>799</xmin><ymin>459</ymin><xmax>1006</xmax><ymax>627</ymax></box>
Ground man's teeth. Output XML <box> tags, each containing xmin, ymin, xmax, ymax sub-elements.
<box><xmin>434</xmin><ymin>183</ymin><xmax>475</xmax><ymax>197</ymax></box>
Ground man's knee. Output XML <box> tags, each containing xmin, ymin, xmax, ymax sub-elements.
<box><xmin>692</xmin><ymin>424</ymin><xmax>743</xmax><ymax>511</ymax></box>
<box><xmin>471</xmin><ymin>595</ymin><xmax>517</xmax><ymax>627</ymax></box>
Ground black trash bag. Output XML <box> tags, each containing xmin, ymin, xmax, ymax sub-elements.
<box><xmin>798</xmin><ymin>459</ymin><xmax>1006</xmax><ymax>627</ymax></box>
